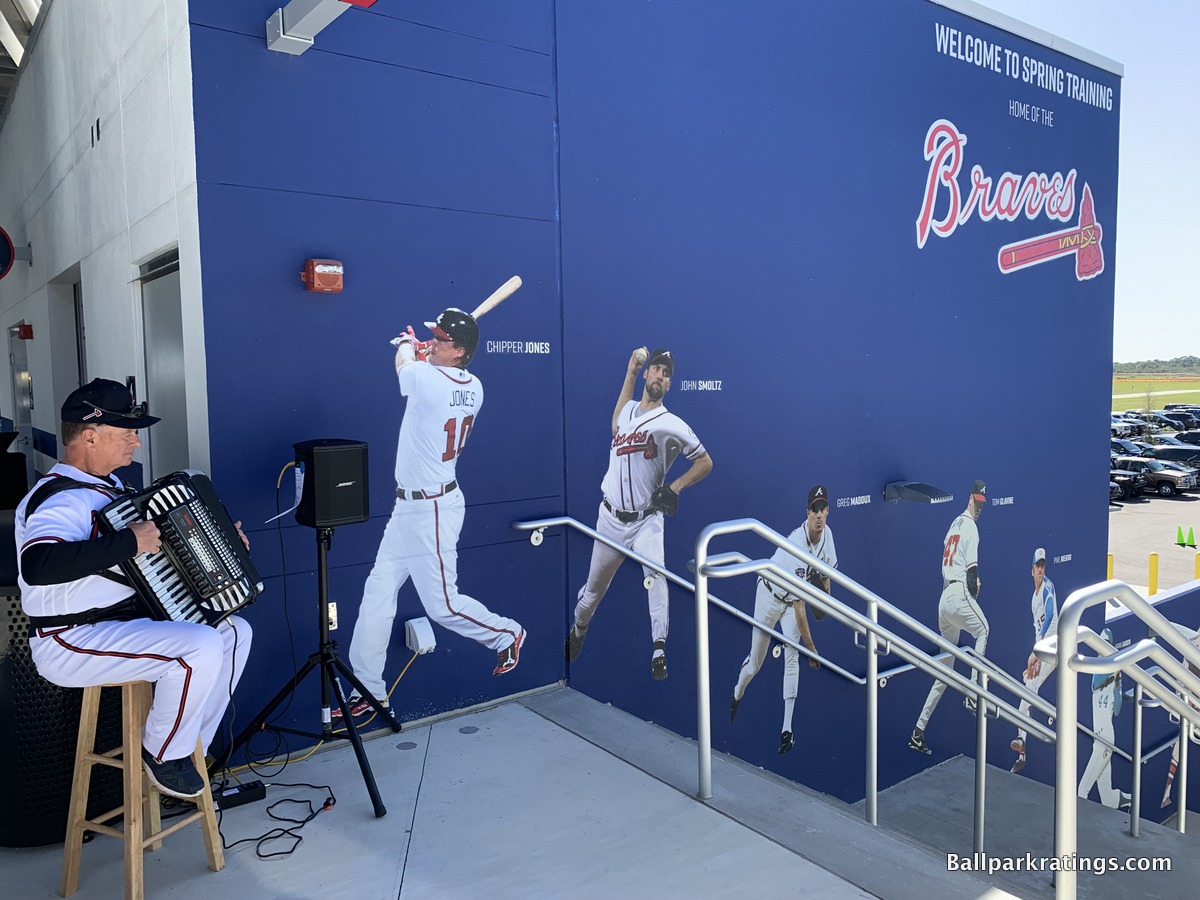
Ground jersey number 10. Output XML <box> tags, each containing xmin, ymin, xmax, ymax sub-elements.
<box><xmin>442</xmin><ymin>415</ymin><xmax>475</xmax><ymax>462</ymax></box>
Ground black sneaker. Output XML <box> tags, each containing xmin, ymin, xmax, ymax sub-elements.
<box><xmin>730</xmin><ymin>694</ymin><xmax>741</xmax><ymax>723</ymax></box>
<box><xmin>565</xmin><ymin>624</ymin><xmax>587</xmax><ymax>662</ymax></box>
<box><xmin>908</xmin><ymin>728</ymin><xmax>931</xmax><ymax>755</ymax></box>
<box><xmin>1011</xmin><ymin>755</ymin><xmax>1026</xmax><ymax>774</ymax></box>
<box><xmin>964</xmin><ymin>696</ymin><xmax>978</xmax><ymax>717</ymax></box>
<box><xmin>651</xmin><ymin>654</ymin><xmax>668</xmax><ymax>681</ymax></box>
<box><xmin>142</xmin><ymin>748</ymin><xmax>205</xmax><ymax>799</ymax></box>
<box><xmin>779</xmin><ymin>731</ymin><xmax>794</xmax><ymax>754</ymax></box>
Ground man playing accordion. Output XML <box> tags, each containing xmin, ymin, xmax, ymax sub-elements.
<box><xmin>16</xmin><ymin>379</ymin><xmax>252</xmax><ymax>799</ymax></box>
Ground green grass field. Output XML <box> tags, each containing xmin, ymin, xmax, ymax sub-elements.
<box><xmin>1111</xmin><ymin>376</ymin><xmax>1200</xmax><ymax>411</ymax></box>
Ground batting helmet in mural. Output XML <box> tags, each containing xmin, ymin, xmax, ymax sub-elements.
<box><xmin>426</xmin><ymin>308</ymin><xmax>480</xmax><ymax>364</ymax></box>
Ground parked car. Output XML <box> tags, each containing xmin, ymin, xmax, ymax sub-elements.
<box><xmin>1112</xmin><ymin>438</ymin><xmax>1142</xmax><ymax>456</ymax></box>
<box><xmin>1145</xmin><ymin>433</ymin><xmax>1189</xmax><ymax>446</ymax></box>
<box><xmin>1152</xmin><ymin>410</ymin><xmax>1193</xmax><ymax>430</ymax></box>
<box><xmin>1143</xmin><ymin>445</ymin><xmax>1200</xmax><ymax>467</ymax></box>
<box><xmin>1156</xmin><ymin>459</ymin><xmax>1199</xmax><ymax>484</ymax></box>
<box><xmin>1113</xmin><ymin>456</ymin><xmax>1197</xmax><ymax>496</ymax></box>
<box><xmin>1110</xmin><ymin>415</ymin><xmax>1132</xmax><ymax>437</ymax></box>
<box><xmin>1110</xmin><ymin>469</ymin><xmax>1147</xmax><ymax>500</ymax></box>
<box><xmin>1110</xmin><ymin>480</ymin><xmax>1123</xmax><ymax>502</ymax></box>
<box><xmin>1176</xmin><ymin>431</ymin><xmax>1200</xmax><ymax>446</ymax></box>
<box><xmin>1112</xmin><ymin>412</ymin><xmax>1146</xmax><ymax>435</ymax></box>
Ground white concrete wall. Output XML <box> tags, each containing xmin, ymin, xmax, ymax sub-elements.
<box><xmin>0</xmin><ymin>0</ymin><xmax>207</xmax><ymax>473</ymax></box>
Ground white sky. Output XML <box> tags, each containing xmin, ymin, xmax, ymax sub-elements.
<box><xmin>975</xmin><ymin>0</ymin><xmax>1199</xmax><ymax>363</ymax></box>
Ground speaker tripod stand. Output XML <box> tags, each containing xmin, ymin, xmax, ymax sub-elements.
<box><xmin>212</xmin><ymin>526</ymin><xmax>401</xmax><ymax>818</ymax></box>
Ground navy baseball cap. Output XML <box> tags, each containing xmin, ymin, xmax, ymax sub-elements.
<box><xmin>808</xmin><ymin>485</ymin><xmax>829</xmax><ymax>510</ymax></box>
<box><xmin>646</xmin><ymin>348</ymin><xmax>674</xmax><ymax>377</ymax></box>
<box><xmin>61</xmin><ymin>379</ymin><xmax>160</xmax><ymax>429</ymax></box>
<box><xmin>971</xmin><ymin>479</ymin><xmax>987</xmax><ymax>501</ymax></box>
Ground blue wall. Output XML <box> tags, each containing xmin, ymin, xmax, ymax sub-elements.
<box><xmin>190</xmin><ymin>1</ymin><xmax>565</xmax><ymax>742</ymax></box>
<box><xmin>189</xmin><ymin>1</ymin><xmax>1129</xmax><ymax>805</ymax></box>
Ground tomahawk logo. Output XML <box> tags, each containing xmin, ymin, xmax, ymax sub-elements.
<box><xmin>915</xmin><ymin>119</ymin><xmax>1105</xmax><ymax>281</ymax></box>
<box><xmin>82</xmin><ymin>408</ymin><xmax>104</xmax><ymax>421</ymax></box>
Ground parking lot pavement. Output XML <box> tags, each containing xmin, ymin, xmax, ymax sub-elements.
<box><xmin>1109</xmin><ymin>490</ymin><xmax>1200</xmax><ymax>595</ymax></box>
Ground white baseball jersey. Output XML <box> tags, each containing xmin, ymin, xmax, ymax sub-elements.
<box><xmin>394</xmin><ymin>362</ymin><xmax>483</xmax><ymax>490</ymax></box>
<box><xmin>774</xmin><ymin>523</ymin><xmax>838</xmax><ymax>589</ymax></box>
<box><xmin>601</xmin><ymin>401</ymin><xmax>705</xmax><ymax>512</ymax></box>
<box><xmin>16</xmin><ymin>463</ymin><xmax>134</xmax><ymax>617</ymax></box>
<box><xmin>1031</xmin><ymin>577</ymin><xmax>1057</xmax><ymax>643</ymax></box>
<box><xmin>940</xmin><ymin>513</ymin><xmax>979</xmax><ymax>582</ymax></box>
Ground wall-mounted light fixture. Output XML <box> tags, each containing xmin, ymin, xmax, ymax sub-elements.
<box><xmin>884</xmin><ymin>481</ymin><xmax>953</xmax><ymax>504</ymax></box>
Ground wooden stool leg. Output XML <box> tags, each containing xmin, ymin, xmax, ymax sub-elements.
<box><xmin>60</xmin><ymin>686</ymin><xmax>102</xmax><ymax>898</ymax></box>
<box><xmin>193</xmin><ymin>740</ymin><xmax>225</xmax><ymax>872</ymax></box>
<box><xmin>122</xmin><ymin>683</ymin><xmax>149</xmax><ymax>900</ymax></box>
<box><xmin>137</xmin><ymin>685</ymin><xmax>163</xmax><ymax>854</ymax></box>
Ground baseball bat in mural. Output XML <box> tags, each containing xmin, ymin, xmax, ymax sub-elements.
<box><xmin>471</xmin><ymin>275</ymin><xmax>522</xmax><ymax>319</ymax></box>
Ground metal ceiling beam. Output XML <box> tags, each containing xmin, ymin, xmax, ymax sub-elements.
<box><xmin>0</xmin><ymin>12</ymin><xmax>23</xmax><ymax>67</ymax></box>
<box><xmin>13</xmin><ymin>0</ymin><xmax>38</xmax><ymax>26</ymax></box>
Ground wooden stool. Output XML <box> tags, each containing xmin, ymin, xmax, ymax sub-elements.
<box><xmin>60</xmin><ymin>682</ymin><xmax>224</xmax><ymax>899</ymax></box>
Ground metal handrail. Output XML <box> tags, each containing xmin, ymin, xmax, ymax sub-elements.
<box><xmin>702</xmin><ymin>551</ymin><xmax>1122</xmax><ymax>753</ymax></box>
<box><xmin>1033</xmin><ymin>579</ymin><xmax>1200</xmax><ymax>899</ymax></box>
<box><xmin>513</xmin><ymin>513</ymin><xmax>1147</xmax><ymax>868</ymax></box>
<box><xmin>511</xmin><ymin>515</ymin><xmax>860</xmax><ymax>683</ymax></box>
<box><xmin>694</xmin><ymin>518</ymin><xmax>1061</xmax><ymax>844</ymax></box>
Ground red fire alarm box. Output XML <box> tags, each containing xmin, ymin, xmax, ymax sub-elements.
<box><xmin>301</xmin><ymin>259</ymin><xmax>344</xmax><ymax>293</ymax></box>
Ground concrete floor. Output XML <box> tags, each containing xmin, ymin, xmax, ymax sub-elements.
<box><xmin>3</xmin><ymin>686</ymin><xmax>1010</xmax><ymax>900</ymax></box>
<box><xmin>8</xmin><ymin>685</ymin><xmax>1196</xmax><ymax>900</ymax></box>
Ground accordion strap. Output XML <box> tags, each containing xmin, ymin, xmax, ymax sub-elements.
<box><xmin>27</xmin><ymin>596</ymin><xmax>146</xmax><ymax>628</ymax></box>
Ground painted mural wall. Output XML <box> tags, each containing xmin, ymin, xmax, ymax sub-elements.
<box><xmin>187</xmin><ymin>1</ymin><xmax>565</xmax><ymax>733</ymax></box>
<box><xmin>111</xmin><ymin>0</ymin><xmax>1196</xmax><ymax>819</ymax></box>
<box><xmin>551</xmin><ymin>0</ymin><xmax>1124</xmax><ymax>804</ymax></box>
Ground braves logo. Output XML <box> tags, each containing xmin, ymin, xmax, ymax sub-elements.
<box><xmin>614</xmin><ymin>427</ymin><xmax>658</xmax><ymax>459</ymax></box>
<box><xmin>915</xmin><ymin>119</ymin><xmax>1105</xmax><ymax>282</ymax></box>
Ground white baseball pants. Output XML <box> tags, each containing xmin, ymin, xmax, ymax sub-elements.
<box><xmin>350</xmin><ymin>490</ymin><xmax>522</xmax><ymax>699</ymax></box>
<box><xmin>1078</xmin><ymin>697</ymin><xmax>1117</xmax><ymax>806</ymax></box>
<box><xmin>1016</xmin><ymin>657</ymin><xmax>1056</xmax><ymax>742</ymax></box>
<box><xmin>573</xmin><ymin>502</ymin><xmax>668</xmax><ymax>644</ymax></box>
<box><xmin>733</xmin><ymin>579</ymin><xmax>803</xmax><ymax>733</ymax></box>
<box><xmin>30</xmin><ymin>615</ymin><xmax>252</xmax><ymax>762</ymax></box>
<box><xmin>916</xmin><ymin>581</ymin><xmax>989</xmax><ymax>731</ymax></box>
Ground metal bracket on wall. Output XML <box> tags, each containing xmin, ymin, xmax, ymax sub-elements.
<box><xmin>266</xmin><ymin>0</ymin><xmax>376</xmax><ymax>55</ymax></box>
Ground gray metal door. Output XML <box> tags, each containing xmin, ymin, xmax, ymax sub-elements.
<box><xmin>141</xmin><ymin>268</ymin><xmax>189</xmax><ymax>479</ymax></box>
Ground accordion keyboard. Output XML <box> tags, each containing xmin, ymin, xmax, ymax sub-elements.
<box><xmin>99</xmin><ymin>471</ymin><xmax>263</xmax><ymax>627</ymax></box>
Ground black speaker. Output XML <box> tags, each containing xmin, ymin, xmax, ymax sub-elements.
<box><xmin>293</xmin><ymin>439</ymin><xmax>369</xmax><ymax>528</ymax></box>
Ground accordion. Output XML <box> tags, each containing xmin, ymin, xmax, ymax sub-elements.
<box><xmin>97</xmin><ymin>470</ymin><xmax>264</xmax><ymax>627</ymax></box>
